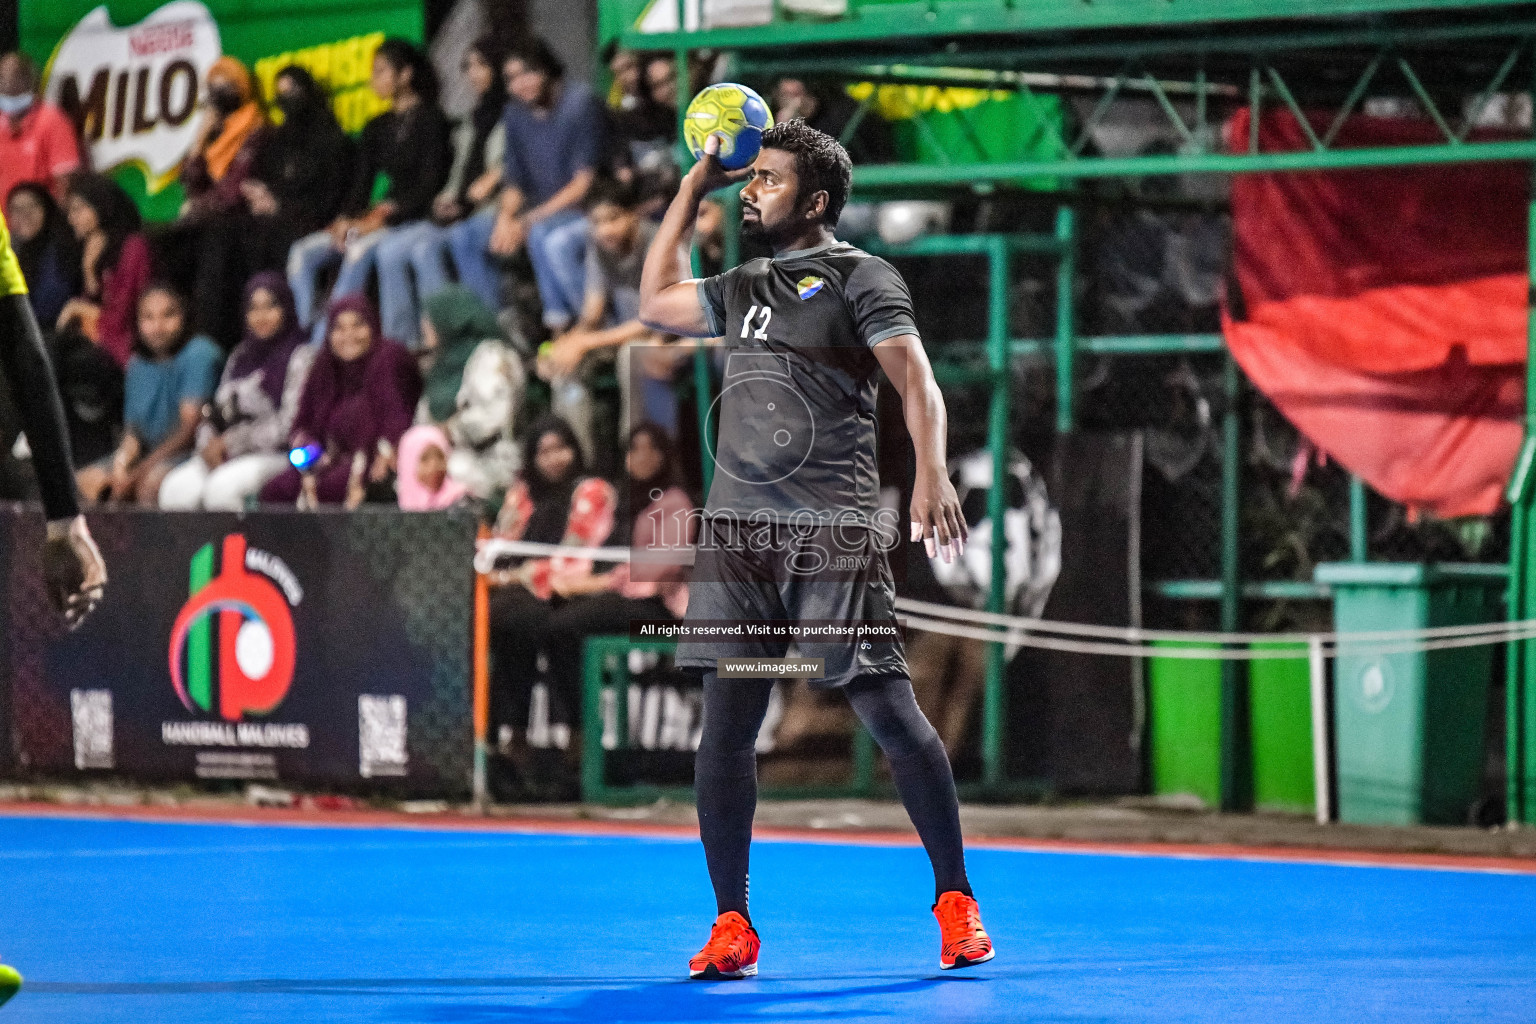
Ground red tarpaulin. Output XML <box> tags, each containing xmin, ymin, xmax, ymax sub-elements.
<box><xmin>1222</xmin><ymin>109</ymin><xmax>1528</xmax><ymax>517</ymax></box>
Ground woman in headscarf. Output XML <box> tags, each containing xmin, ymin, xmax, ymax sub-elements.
<box><xmin>538</xmin><ymin>422</ymin><xmax>696</xmax><ymax>732</ymax></box>
<box><xmin>259</xmin><ymin>294</ymin><xmax>422</xmax><ymax>506</ymax></box>
<box><xmin>158</xmin><ymin>272</ymin><xmax>316</xmax><ymax>510</ymax></box>
<box><xmin>5</xmin><ymin>182</ymin><xmax>81</xmax><ymax>327</ymax></box>
<box><xmin>181</xmin><ymin>57</ymin><xmax>267</xmax><ymax>218</ymax></box>
<box><xmin>486</xmin><ymin>415</ymin><xmax>617</xmax><ymax>759</ymax></box>
<box><xmin>243</xmin><ymin>65</ymin><xmax>356</xmax><ymax>273</ymax></box>
<box><xmin>396</xmin><ymin>424</ymin><xmax>469</xmax><ymax>511</ymax></box>
<box><xmin>160</xmin><ymin>56</ymin><xmax>269</xmax><ymax>346</ymax></box>
<box><xmin>416</xmin><ymin>284</ymin><xmax>524</xmax><ymax>498</ymax></box>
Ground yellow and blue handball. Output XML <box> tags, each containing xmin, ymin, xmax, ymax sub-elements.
<box><xmin>0</xmin><ymin>963</ymin><xmax>20</xmax><ymax>1008</ymax></box>
<box><xmin>684</xmin><ymin>83</ymin><xmax>774</xmax><ymax>171</ymax></box>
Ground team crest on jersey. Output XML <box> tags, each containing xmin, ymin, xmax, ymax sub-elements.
<box><xmin>796</xmin><ymin>275</ymin><xmax>825</xmax><ymax>300</ymax></box>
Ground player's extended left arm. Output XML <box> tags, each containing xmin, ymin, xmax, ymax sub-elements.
<box><xmin>872</xmin><ymin>334</ymin><xmax>966</xmax><ymax>562</ymax></box>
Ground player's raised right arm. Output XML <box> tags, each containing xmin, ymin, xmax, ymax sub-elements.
<box><xmin>640</xmin><ymin>135</ymin><xmax>748</xmax><ymax>338</ymax></box>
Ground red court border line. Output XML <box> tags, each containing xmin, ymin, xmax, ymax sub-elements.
<box><xmin>0</xmin><ymin>801</ymin><xmax>1531</xmax><ymax>875</ymax></box>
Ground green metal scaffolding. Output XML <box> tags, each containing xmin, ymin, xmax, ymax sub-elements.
<box><xmin>607</xmin><ymin>0</ymin><xmax>1536</xmax><ymax>817</ymax></box>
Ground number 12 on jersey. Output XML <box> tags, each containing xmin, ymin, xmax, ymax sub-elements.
<box><xmin>740</xmin><ymin>304</ymin><xmax>773</xmax><ymax>340</ymax></box>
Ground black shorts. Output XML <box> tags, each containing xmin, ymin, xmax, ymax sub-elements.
<box><xmin>675</xmin><ymin>518</ymin><xmax>908</xmax><ymax>688</ymax></box>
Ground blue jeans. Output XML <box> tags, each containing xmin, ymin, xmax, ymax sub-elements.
<box><xmin>527</xmin><ymin>211</ymin><xmax>588</xmax><ymax>330</ymax></box>
<box><xmin>375</xmin><ymin>220</ymin><xmax>448</xmax><ymax>347</ymax></box>
<box><xmin>287</xmin><ymin>227</ymin><xmax>387</xmax><ymax>344</ymax></box>
<box><xmin>446</xmin><ymin>206</ymin><xmax>501</xmax><ymax>312</ymax></box>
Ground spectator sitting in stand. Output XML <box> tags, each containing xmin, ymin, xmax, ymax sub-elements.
<box><xmin>6</xmin><ymin>182</ymin><xmax>81</xmax><ymax>328</ymax></box>
<box><xmin>161</xmin><ymin>56</ymin><xmax>269</xmax><ymax>347</ymax></box>
<box><xmin>539</xmin><ymin>422</ymin><xmax>695</xmax><ymax>727</ymax></box>
<box><xmin>242</xmin><ymin>66</ymin><xmax>356</xmax><ymax>274</ymax></box>
<box><xmin>409</xmin><ymin>37</ymin><xmax>507</xmax><ymax>313</ymax></box>
<box><xmin>260</xmin><ymin>295</ymin><xmax>423</xmax><ymax>507</ymax></box>
<box><xmin>604</xmin><ymin>45</ymin><xmax>646</xmax><ymax>116</ymax></box>
<box><xmin>287</xmin><ymin>38</ymin><xmax>451</xmax><ymax>346</ymax></box>
<box><xmin>607</xmin><ymin>49</ymin><xmax>676</xmax><ymax>201</ymax></box>
<box><xmin>417</xmin><ymin>285</ymin><xmax>525</xmax><ymax>500</ymax></box>
<box><xmin>470</xmin><ymin>37</ymin><xmax>605</xmax><ymax>335</ymax></box>
<box><xmin>486</xmin><ymin>415</ymin><xmax>616</xmax><ymax>756</ymax></box>
<box><xmin>158</xmin><ymin>272</ymin><xmax>316</xmax><ymax>510</ymax></box>
<box><xmin>396</xmin><ymin>423</ymin><xmax>470</xmax><ymax>511</ymax></box>
<box><xmin>77</xmin><ymin>284</ymin><xmax>222</xmax><ymax>506</ymax></box>
<box><xmin>56</xmin><ymin>173</ymin><xmax>153</xmax><ymax>370</ymax></box>
<box><xmin>538</xmin><ymin>178</ymin><xmax>689</xmax><ymax>453</ymax></box>
<box><xmin>773</xmin><ymin>77</ymin><xmax>895</xmax><ymax>165</ymax></box>
<box><xmin>0</xmin><ymin>52</ymin><xmax>82</xmax><ymax>202</ymax></box>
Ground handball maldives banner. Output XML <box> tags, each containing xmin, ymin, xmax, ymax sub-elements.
<box><xmin>20</xmin><ymin>0</ymin><xmax>423</xmax><ymax>221</ymax></box>
<box><xmin>0</xmin><ymin>506</ymin><xmax>476</xmax><ymax>794</ymax></box>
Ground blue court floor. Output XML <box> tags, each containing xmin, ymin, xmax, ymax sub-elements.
<box><xmin>1</xmin><ymin>813</ymin><xmax>1534</xmax><ymax>1023</ymax></box>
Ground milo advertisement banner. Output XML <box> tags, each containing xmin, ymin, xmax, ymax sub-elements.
<box><xmin>0</xmin><ymin>507</ymin><xmax>476</xmax><ymax>795</ymax></box>
<box><xmin>20</xmin><ymin>0</ymin><xmax>423</xmax><ymax>220</ymax></box>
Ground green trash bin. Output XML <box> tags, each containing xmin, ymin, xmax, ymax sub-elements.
<box><xmin>1148</xmin><ymin>640</ymin><xmax>1316</xmax><ymax>813</ymax></box>
<box><xmin>1148</xmin><ymin>641</ymin><xmax>1222</xmax><ymax>807</ymax></box>
<box><xmin>1314</xmin><ymin>562</ymin><xmax>1506</xmax><ymax>826</ymax></box>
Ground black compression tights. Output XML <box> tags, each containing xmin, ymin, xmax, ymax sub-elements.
<box><xmin>694</xmin><ymin>671</ymin><xmax>972</xmax><ymax>920</ymax></box>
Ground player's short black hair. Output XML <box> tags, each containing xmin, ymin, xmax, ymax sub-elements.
<box><xmin>507</xmin><ymin>36</ymin><xmax>565</xmax><ymax>81</ymax></box>
<box><xmin>759</xmin><ymin>119</ymin><xmax>852</xmax><ymax>227</ymax></box>
<box><xmin>584</xmin><ymin>176</ymin><xmax>641</xmax><ymax>212</ymax></box>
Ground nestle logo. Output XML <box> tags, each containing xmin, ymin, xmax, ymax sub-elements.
<box><xmin>128</xmin><ymin>20</ymin><xmax>195</xmax><ymax>57</ymax></box>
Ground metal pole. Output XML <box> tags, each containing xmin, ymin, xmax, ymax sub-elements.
<box><xmin>982</xmin><ymin>236</ymin><xmax>1011</xmax><ymax>789</ymax></box>
<box><xmin>723</xmin><ymin>187</ymin><xmax>742</xmax><ymax>270</ymax></box>
<box><xmin>1513</xmin><ymin>157</ymin><xmax>1536</xmax><ymax>826</ymax></box>
<box><xmin>1219</xmin><ymin>354</ymin><xmax>1251</xmax><ymax>811</ymax></box>
<box><xmin>1348</xmin><ymin>474</ymin><xmax>1368</xmax><ymax>562</ymax></box>
<box><xmin>1054</xmin><ymin>206</ymin><xmax>1076</xmax><ymax>433</ymax></box>
<box><xmin>1308</xmin><ymin>636</ymin><xmax>1331</xmax><ymax>824</ymax></box>
<box><xmin>673</xmin><ymin>32</ymin><xmax>717</xmax><ymax>500</ymax></box>
<box><xmin>1509</xmin><ymin>500</ymin><xmax>1526</xmax><ymax>825</ymax></box>
<box><xmin>472</xmin><ymin>525</ymin><xmax>490</xmax><ymax>811</ymax></box>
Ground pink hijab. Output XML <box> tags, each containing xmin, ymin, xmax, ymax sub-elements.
<box><xmin>397</xmin><ymin>425</ymin><xmax>468</xmax><ymax>511</ymax></box>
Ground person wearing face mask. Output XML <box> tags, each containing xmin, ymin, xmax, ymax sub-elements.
<box><xmin>157</xmin><ymin>56</ymin><xmax>269</xmax><ymax>348</ymax></box>
<box><xmin>242</xmin><ymin>66</ymin><xmax>356</xmax><ymax>275</ymax></box>
<box><xmin>0</xmin><ymin>52</ymin><xmax>82</xmax><ymax>205</ymax></box>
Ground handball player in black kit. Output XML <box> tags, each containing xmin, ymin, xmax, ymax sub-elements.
<box><xmin>639</xmin><ymin>121</ymin><xmax>994</xmax><ymax>980</ymax></box>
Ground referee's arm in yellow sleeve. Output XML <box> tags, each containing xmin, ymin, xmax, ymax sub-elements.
<box><xmin>0</xmin><ymin>210</ymin><xmax>82</xmax><ymax>520</ymax></box>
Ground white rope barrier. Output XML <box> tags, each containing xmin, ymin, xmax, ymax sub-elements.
<box><xmin>474</xmin><ymin>537</ymin><xmax>1529</xmax><ymax>656</ymax></box>
<box><xmin>893</xmin><ymin>596</ymin><xmax>1526</xmax><ymax>647</ymax></box>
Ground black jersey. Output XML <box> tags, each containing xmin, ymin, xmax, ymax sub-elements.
<box><xmin>696</xmin><ymin>240</ymin><xmax>918</xmax><ymax>526</ymax></box>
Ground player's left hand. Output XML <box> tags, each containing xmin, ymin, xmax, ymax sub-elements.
<box><xmin>910</xmin><ymin>468</ymin><xmax>967</xmax><ymax>564</ymax></box>
<box><xmin>42</xmin><ymin>516</ymin><xmax>107</xmax><ymax>631</ymax></box>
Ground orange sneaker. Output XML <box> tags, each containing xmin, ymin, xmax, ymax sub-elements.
<box><xmin>688</xmin><ymin>911</ymin><xmax>760</xmax><ymax>980</ymax></box>
<box><xmin>934</xmin><ymin>891</ymin><xmax>995</xmax><ymax>969</ymax></box>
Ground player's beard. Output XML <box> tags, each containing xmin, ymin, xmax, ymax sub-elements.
<box><xmin>740</xmin><ymin>207</ymin><xmax>766</xmax><ymax>240</ymax></box>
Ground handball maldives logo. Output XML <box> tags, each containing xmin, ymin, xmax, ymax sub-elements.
<box><xmin>168</xmin><ymin>534</ymin><xmax>302</xmax><ymax>722</ymax></box>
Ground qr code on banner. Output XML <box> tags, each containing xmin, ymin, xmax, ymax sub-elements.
<box><xmin>358</xmin><ymin>695</ymin><xmax>408</xmax><ymax>778</ymax></box>
<box><xmin>70</xmin><ymin>688</ymin><xmax>114</xmax><ymax>770</ymax></box>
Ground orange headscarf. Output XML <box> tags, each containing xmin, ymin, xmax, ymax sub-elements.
<box><xmin>202</xmin><ymin>56</ymin><xmax>265</xmax><ymax>180</ymax></box>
